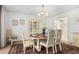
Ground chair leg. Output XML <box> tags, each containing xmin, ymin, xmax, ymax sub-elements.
<box><xmin>52</xmin><ymin>46</ymin><xmax>55</xmax><ymax>54</ymax></box>
<box><xmin>23</xmin><ymin>47</ymin><xmax>26</xmax><ymax>54</ymax></box>
<box><xmin>40</xmin><ymin>44</ymin><xmax>42</xmax><ymax>51</ymax></box>
<box><xmin>33</xmin><ymin>45</ymin><xmax>35</xmax><ymax>53</ymax></box>
<box><xmin>59</xmin><ymin>43</ymin><xmax>62</xmax><ymax>51</ymax></box>
<box><xmin>11</xmin><ymin>40</ymin><xmax>13</xmax><ymax>45</ymax></box>
<box><xmin>55</xmin><ymin>45</ymin><xmax>57</xmax><ymax>53</ymax></box>
<box><xmin>46</xmin><ymin>47</ymin><xmax>48</xmax><ymax>54</ymax></box>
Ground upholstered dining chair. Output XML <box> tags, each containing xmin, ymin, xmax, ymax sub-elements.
<box><xmin>40</xmin><ymin>30</ymin><xmax>55</xmax><ymax>54</ymax></box>
<box><xmin>22</xmin><ymin>31</ymin><xmax>35</xmax><ymax>53</ymax></box>
<box><xmin>54</xmin><ymin>29</ymin><xmax>62</xmax><ymax>53</ymax></box>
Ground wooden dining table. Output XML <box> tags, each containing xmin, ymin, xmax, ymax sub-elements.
<box><xmin>31</xmin><ymin>34</ymin><xmax>47</xmax><ymax>52</ymax></box>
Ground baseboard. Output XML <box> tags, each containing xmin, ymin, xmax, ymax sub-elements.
<box><xmin>61</xmin><ymin>40</ymin><xmax>79</xmax><ymax>47</ymax></box>
<box><xmin>61</xmin><ymin>40</ymin><xmax>72</xmax><ymax>44</ymax></box>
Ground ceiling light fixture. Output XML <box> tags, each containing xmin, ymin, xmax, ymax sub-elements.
<box><xmin>38</xmin><ymin>5</ymin><xmax>48</xmax><ymax>17</ymax></box>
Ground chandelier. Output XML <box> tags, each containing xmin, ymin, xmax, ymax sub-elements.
<box><xmin>38</xmin><ymin>5</ymin><xmax>48</xmax><ymax>17</ymax></box>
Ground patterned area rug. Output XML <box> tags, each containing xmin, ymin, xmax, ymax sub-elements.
<box><xmin>8</xmin><ymin>43</ymin><xmax>79</xmax><ymax>54</ymax></box>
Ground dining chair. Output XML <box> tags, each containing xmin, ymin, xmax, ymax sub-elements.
<box><xmin>40</xmin><ymin>30</ymin><xmax>55</xmax><ymax>54</ymax></box>
<box><xmin>55</xmin><ymin>29</ymin><xmax>62</xmax><ymax>53</ymax></box>
<box><xmin>22</xmin><ymin>31</ymin><xmax>35</xmax><ymax>53</ymax></box>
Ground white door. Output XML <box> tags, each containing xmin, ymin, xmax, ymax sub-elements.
<box><xmin>59</xmin><ymin>17</ymin><xmax>68</xmax><ymax>42</ymax></box>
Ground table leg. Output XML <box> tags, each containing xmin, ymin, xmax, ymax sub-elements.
<box><xmin>37</xmin><ymin>39</ymin><xmax>41</xmax><ymax>52</ymax></box>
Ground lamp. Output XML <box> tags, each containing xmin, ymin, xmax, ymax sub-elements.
<box><xmin>38</xmin><ymin>5</ymin><xmax>48</xmax><ymax>17</ymax></box>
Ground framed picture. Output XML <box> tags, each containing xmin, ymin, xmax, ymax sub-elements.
<box><xmin>20</xmin><ymin>19</ymin><xmax>25</xmax><ymax>25</ymax></box>
<box><xmin>12</xmin><ymin>20</ymin><xmax>18</xmax><ymax>26</ymax></box>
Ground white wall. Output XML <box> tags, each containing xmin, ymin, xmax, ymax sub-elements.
<box><xmin>38</xmin><ymin>8</ymin><xmax>79</xmax><ymax>44</ymax></box>
<box><xmin>48</xmin><ymin>8</ymin><xmax>79</xmax><ymax>43</ymax></box>
<box><xmin>5</xmin><ymin>7</ymin><xmax>79</xmax><ymax>45</ymax></box>
<box><xmin>5</xmin><ymin>11</ymin><xmax>53</xmax><ymax>40</ymax></box>
<box><xmin>6</xmin><ymin>11</ymin><xmax>37</xmax><ymax>39</ymax></box>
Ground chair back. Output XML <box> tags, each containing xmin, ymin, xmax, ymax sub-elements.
<box><xmin>47</xmin><ymin>30</ymin><xmax>55</xmax><ymax>46</ymax></box>
<box><xmin>56</xmin><ymin>29</ymin><xmax>62</xmax><ymax>43</ymax></box>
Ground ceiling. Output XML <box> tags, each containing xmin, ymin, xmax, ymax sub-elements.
<box><xmin>4</xmin><ymin>5</ymin><xmax>79</xmax><ymax>17</ymax></box>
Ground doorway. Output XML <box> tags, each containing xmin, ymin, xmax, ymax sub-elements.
<box><xmin>59</xmin><ymin>17</ymin><xmax>68</xmax><ymax>42</ymax></box>
<box><xmin>57</xmin><ymin>17</ymin><xmax>68</xmax><ymax>43</ymax></box>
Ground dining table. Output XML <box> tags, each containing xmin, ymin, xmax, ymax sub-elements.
<box><xmin>31</xmin><ymin>34</ymin><xmax>47</xmax><ymax>52</ymax></box>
